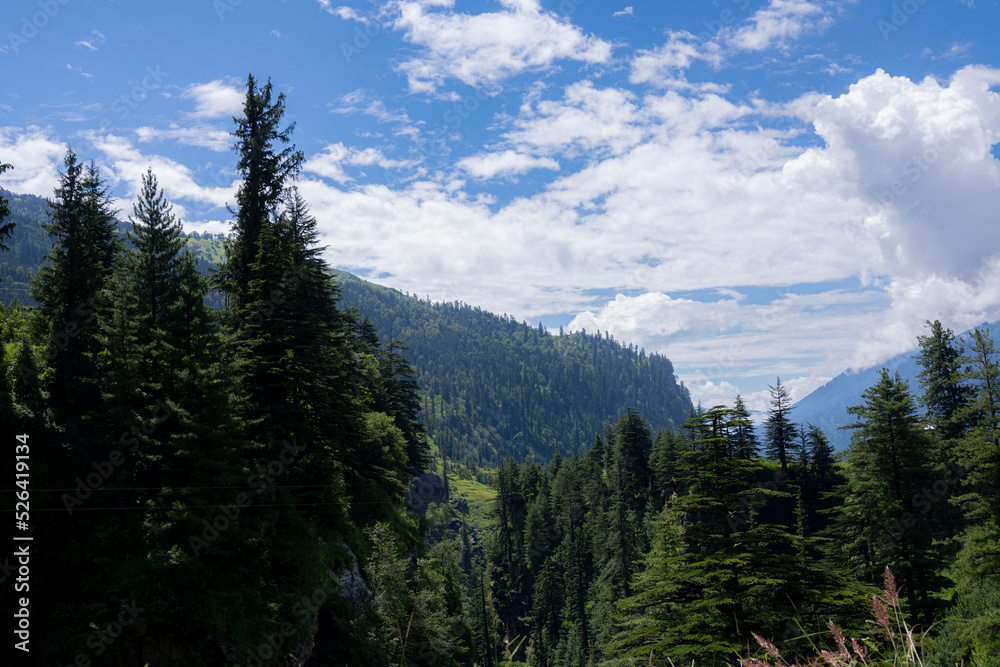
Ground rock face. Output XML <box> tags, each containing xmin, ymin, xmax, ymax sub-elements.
<box><xmin>334</xmin><ymin>542</ymin><xmax>371</xmax><ymax>606</ymax></box>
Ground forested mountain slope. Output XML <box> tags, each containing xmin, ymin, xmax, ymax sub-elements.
<box><xmin>0</xmin><ymin>189</ymin><xmax>693</xmax><ymax>467</ymax></box>
<box><xmin>334</xmin><ymin>272</ymin><xmax>692</xmax><ymax>466</ymax></box>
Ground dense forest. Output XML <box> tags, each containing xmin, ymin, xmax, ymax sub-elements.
<box><xmin>335</xmin><ymin>273</ymin><xmax>692</xmax><ymax>467</ymax></box>
<box><xmin>3</xmin><ymin>76</ymin><xmax>1000</xmax><ymax>666</ymax></box>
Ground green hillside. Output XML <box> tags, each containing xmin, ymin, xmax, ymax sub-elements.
<box><xmin>335</xmin><ymin>271</ymin><xmax>692</xmax><ymax>466</ymax></box>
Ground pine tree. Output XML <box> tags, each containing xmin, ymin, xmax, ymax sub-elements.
<box><xmin>951</xmin><ymin>328</ymin><xmax>1000</xmax><ymax>591</ymax></box>
<box><xmin>0</xmin><ymin>161</ymin><xmax>12</xmax><ymax>252</ymax></box>
<box><xmin>835</xmin><ymin>368</ymin><xmax>948</xmax><ymax>623</ymax></box>
<box><xmin>613</xmin><ymin>407</ymin><xmax>654</xmax><ymax>498</ymax></box>
<box><xmin>217</xmin><ymin>74</ymin><xmax>303</xmax><ymax>315</ymax></box>
<box><xmin>610</xmin><ymin>406</ymin><xmax>757</xmax><ymax>662</ymax></box>
<box><xmin>649</xmin><ymin>428</ymin><xmax>683</xmax><ymax>503</ymax></box>
<box><xmin>31</xmin><ymin>151</ymin><xmax>120</xmax><ymax>436</ymax></box>
<box><xmin>802</xmin><ymin>424</ymin><xmax>839</xmax><ymax>536</ymax></box>
<box><xmin>915</xmin><ymin>319</ymin><xmax>971</xmax><ymax>442</ymax></box>
<box><xmin>732</xmin><ymin>394</ymin><xmax>760</xmax><ymax>459</ymax></box>
<box><xmin>764</xmin><ymin>378</ymin><xmax>797</xmax><ymax>473</ymax></box>
<box><xmin>612</xmin><ymin>407</ymin><xmax>864</xmax><ymax>663</ymax></box>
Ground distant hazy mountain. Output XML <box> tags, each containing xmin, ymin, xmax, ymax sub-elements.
<box><xmin>793</xmin><ymin>322</ymin><xmax>999</xmax><ymax>450</ymax></box>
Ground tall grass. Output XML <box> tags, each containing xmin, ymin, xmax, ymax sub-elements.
<box><xmin>741</xmin><ymin>567</ymin><xmax>940</xmax><ymax>667</ymax></box>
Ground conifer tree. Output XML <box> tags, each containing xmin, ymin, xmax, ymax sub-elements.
<box><xmin>764</xmin><ymin>378</ymin><xmax>797</xmax><ymax>473</ymax></box>
<box><xmin>951</xmin><ymin>328</ymin><xmax>1000</xmax><ymax>591</ymax></box>
<box><xmin>649</xmin><ymin>428</ymin><xmax>683</xmax><ymax>503</ymax></box>
<box><xmin>218</xmin><ymin>74</ymin><xmax>303</xmax><ymax>315</ymax></box>
<box><xmin>0</xmin><ymin>161</ymin><xmax>12</xmax><ymax>252</ymax></box>
<box><xmin>732</xmin><ymin>394</ymin><xmax>760</xmax><ymax>459</ymax></box>
<box><xmin>915</xmin><ymin>319</ymin><xmax>971</xmax><ymax>442</ymax></box>
<box><xmin>835</xmin><ymin>368</ymin><xmax>948</xmax><ymax>623</ymax></box>
<box><xmin>802</xmin><ymin>424</ymin><xmax>839</xmax><ymax>535</ymax></box>
<box><xmin>611</xmin><ymin>406</ymin><xmax>862</xmax><ymax>663</ymax></box>
<box><xmin>31</xmin><ymin>151</ymin><xmax>120</xmax><ymax>436</ymax></box>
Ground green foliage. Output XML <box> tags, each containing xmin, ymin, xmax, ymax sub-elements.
<box><xmin>336</xmin><ymin>274</ymin><xmax>693</xmax><ymax>467</ymax></box>
<box><xmin>926</xmin><ymin>576</ymin><xmax>1000</xmax><ymax>666</ymax></box>
<box><xmin>765</xmin><ymin>378</ymin><xmax>798</xmax><ymax>472</ymax></box>
<box><xmin>833</xmin><ymin>369</ymin><xmax>950</xmax><ymax>624</ymax></box>
<box><xmin>30</xmin><ymin>150</ymin><xmax>121</xmax><ymax>431</ymax></box>
<box><xmin>0</xmin><ymin>162</ymin><xmax>12</xmax><ymax>253</ymax></box>
<box><xmin>217</xmin><ymin>73</ymin><xmax>303</xmax><ymax>316</ymax></box>
<box><xmin>915</xmin><ymin>319</ymin><xmax>972</xmax><ymax>442</ymax></box>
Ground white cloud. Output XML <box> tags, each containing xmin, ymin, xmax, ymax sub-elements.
<box><xmin>505</xmin><ymin>81</ymin><xmax>646</xmax><ymax>158</ymax></box>
<box><xmin>630</xmin><ymin>33</ymin><xmax>724</xmax><ymax>87</ymax></box>
<box><xmin>181</xmin><ymin>80</ymin><xmax>245</xmax><ymax>119</ymax></box>
<box><xmin>317</xmin><ymin>1</ymin><xmax>367</xmax><ymax>21</ymax></box>
<box><xmin>74</xmin><ymin>29</ymin><xmax>106</xmax><ymax>51</ymax></box>
<box><xmin>0</xmin><ymin>126</ymin><xmax>67</xmax><ymax>197</ymax></box>
<box><xmin>134</xmin><ymin>124</ymin><xmax>232</xmax><ymax>152</ymax></box>
<box><xmin>629</xmin><ymin>0</ymin><xmax>841</xmax><ymax>88</ymax></box>
<box><xmin>922</xmin><ymin>42</ymin><xmax>974</xmax><ymax>60</ymax></box>
<box><xmin>81</xmin><ymin>131</ymin><xmax>237</xmax><ymax>213</ymax></box>
<box><xmin>390</xmin><ymin>0</ymin><xmax>613</xmax><ymax>93</ymax></box>
<box><xmin>66</xmin><ymin>63</ymin><xmax>94</xmax><ymax>79</ymax></box>
<box><xmin>457</xmin><ymin>150</ymin><xmax>558</xmax><ymax>179</ymax></box>
<box><xmin>791</xmin><ymin>66</ymin><xmax>1000</xmax><ymax>281</ymax></box>
<box><xmin>613</xmin><ymin>6</ymin><xmax>634</xmax><ymax>18</ymax></box>
<box><xmin>330</xmin><ymin>90</ymin><xmax>420</xmax><ymax>137</ymax></box>
<box><xmin>284</xmin><ymin>65</ymin><xmax>1000</xmax><ymax>393</ymax></box>
<box><xmin>727</xmin><ymin>0</ymin><xmax>833</xmax><ymax>53</ymax></box>
<box><xmin>853</xmin><ymin>262</ymin><xmax>1000</xmax><ymax>371</ymax></box>
<box><xmin>303</xmin><ymin>142</ymin><xmax>417</xmax><ymax>183</ymax></box>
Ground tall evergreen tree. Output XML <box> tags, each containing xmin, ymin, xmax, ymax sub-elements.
<box><xmin>764</xmin><ymin>378</ymin><xmax>797</xmax><ymax>473</ymax></box>
<box><xmin>612</xmin><ymin>407</ymin><xmax>863</xmax><ymax>664</ymax></box>
<box><xmin>217</xmin><ymin>74</ymin><xmax>303</xmax><ymax>315</ymax></box>
<box><xmin>834</xmin><ymin>368</ymin><xmax>948</xmax><ymax>624</ymax></box>
<box><xmin>0</xmin><ymin>161</ymin><xmax>12</xmax><ymax>253</ymax></box>
<box><xmin>801</xmin><ymin>424</ymin><xmax>838</xmax><ymax>536</ymax></box>
<box><xmin>915</xmin><ymin>319</ymin><xmax>971</xmax><ymax>442</ymax></box>
<box><xmin>951</xmin><ymin>328</ymin><xmax>1000</xmax><ymax>589</ymax></box>
<box><xmin>732</xmin><ymin>394</ymin><xmax>760</xmax><ymax>459</ymax></box>
<box><xmin>31</xmin><ymin>151</ymin><xmax>120</xmax><ymax>435</ymax></box>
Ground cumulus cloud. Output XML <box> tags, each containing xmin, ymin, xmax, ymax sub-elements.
<box><xmin>791</xmin><ymin>65</ymin><xmax>1000</xmax><ymax>280</ymax></box>
<box><xmin>81</xmin><ymin>131</ymin><xmax>237</xmax><ymax>213</ymax></box>
<box><xmin>630</xmin><ymin>33</ymin><xmax>725</xmax><ymax>88</ymax></box>
<box><xmin>0</xmin><ymin>126</ymin><xmax>68</xmax><ymax>196</ymax></box>
<box><xmin>303</xmin><ymin>142</ymin><xmax>417</xmax><ymax>183</ymax></box>
<box><xmin>287</xmin><ymin>65</ymin><xmax>1000</xmax><ymax>396</ymax></box>
<box><xmin>457</xmin><ymin>149</ymin><xmax>559</xmax><ymax>179</ymax></box>
<box><xmin>727</xmin><ymin>0</ymin><xmax>833</xmax><ymax>53</ymax></box>
<box><xmin>181</xmin><ymin>79</ymin><xmax>245</xmax><ymax>119</ymax></box>
<box><xmin>505</xmin><ymin>81</ymin><xmax>646</xmax><ymax>158</ymax></box>
<box><xmin>134</xmin><ymin>124</ymin><xmax>232</xmax><ymax>151</ymax></box>
<box><xmin>389</xmin><ymin>0</ymin><xmax>613</xmax><ymax>93</ymax></box>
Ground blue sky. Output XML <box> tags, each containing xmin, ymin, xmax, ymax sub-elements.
<box><xmin>2</xmin><ymin>0</ymin><xmax>1000</xmax><ymax>412</ymax></box>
